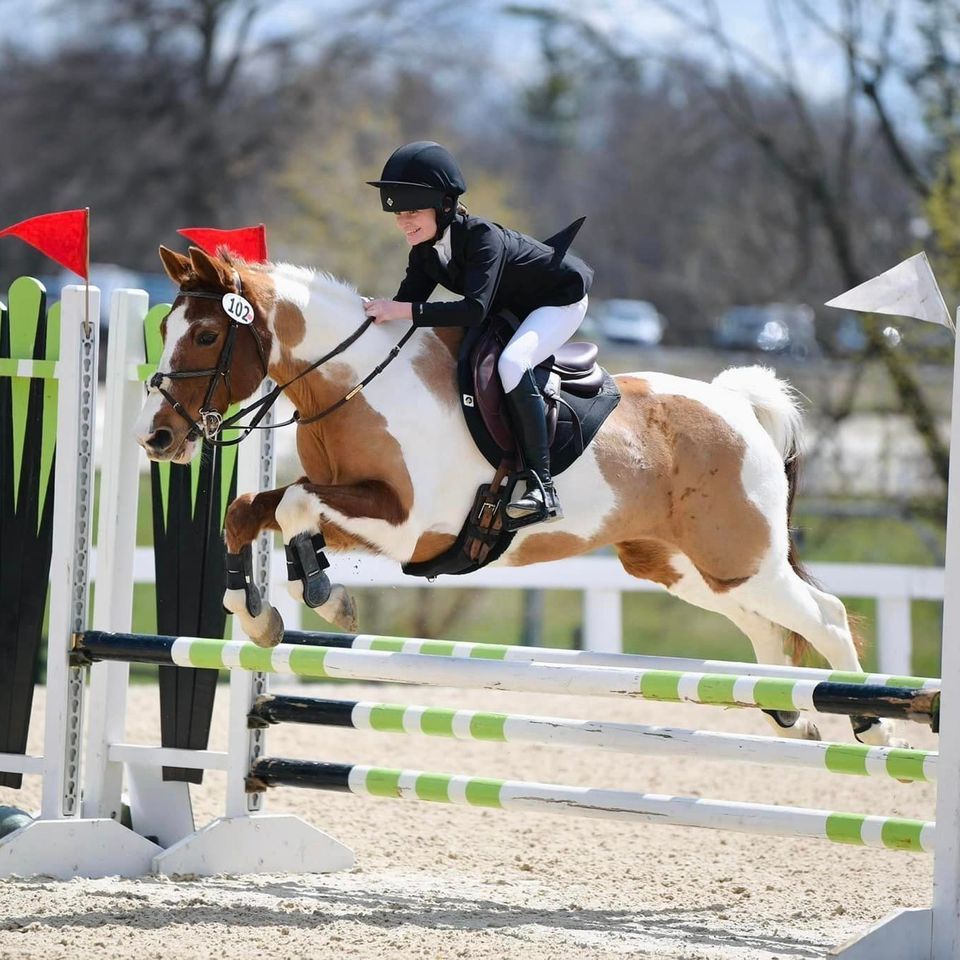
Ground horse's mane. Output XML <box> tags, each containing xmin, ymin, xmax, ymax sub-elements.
<box><xmin>222</xmin><ymin>252</ymin><xmax>359</xmax><ymax>312</ymax></box>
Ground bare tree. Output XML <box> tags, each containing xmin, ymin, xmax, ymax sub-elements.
<box><xmin>0</xmin><ymin>0</ymin><xmax>310</xmax><ymax>271</ymax></box>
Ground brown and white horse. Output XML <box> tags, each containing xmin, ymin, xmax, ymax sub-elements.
<box><xmin>136</xmin><ymin>245</ymin><xmax>903</xmax><ymax>747</ymax></box>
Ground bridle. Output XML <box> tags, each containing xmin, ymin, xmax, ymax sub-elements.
<box><xmin>148</xmin><ymin>273</ymin><xmax>416</xmax><ymax>447</ymax></box>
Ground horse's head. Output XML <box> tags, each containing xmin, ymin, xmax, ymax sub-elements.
<box><xmin>136</xmin><ymin>245</ymin><xmax>274</xmax><ymax>463</ymax></box>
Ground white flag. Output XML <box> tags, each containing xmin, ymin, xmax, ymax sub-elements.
<box><xmin>825</xmin><ymin>252</ymin><xmax>954</xmax><ymax>332</ymax></box>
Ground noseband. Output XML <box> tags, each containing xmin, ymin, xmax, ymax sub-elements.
<box><xmin>149</xmin><ymin>274</ymin><xmax>415</xmax><ymax>448</ymax></box>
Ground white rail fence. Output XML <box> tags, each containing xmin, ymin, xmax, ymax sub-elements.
<box><xmin>94</xmin><ymin>550</ymin><xmax>944</xmax><ymax>676</ymax></box>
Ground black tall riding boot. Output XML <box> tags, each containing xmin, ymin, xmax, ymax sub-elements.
<box><xmin>503</xmin><ymin>369</ymin><xmax>563</xmax><ymax>525</ymax></box>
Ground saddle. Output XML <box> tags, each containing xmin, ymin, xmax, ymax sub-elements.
<box><xmin>402</xmin><ymin>312</ymin><xmax>620</xmax><ymax>580</ymax></box>
<box><xmin>461</xmin><ymin>312</ymin><xmax>611</xmax><ymax>473</ymax></box>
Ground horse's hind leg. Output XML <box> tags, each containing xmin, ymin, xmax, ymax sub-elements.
<box><xmin>223</xmin><ymin>486</ymin><xmax>287</xmax><ymax>648</ymax></box>
<box><xmin>735</xmin><ymin>562</ymin><xmax>910</xmax><ymax>748</ymax></box>
<box><xmin>720</xmin><ymin>607</ymin><xmax>822</xmax><ymax>740</ymax></box>
<box><xmin>616</xmin><ymin>542</ymin><xmax>821</xmax><ymax>740</ymax></box>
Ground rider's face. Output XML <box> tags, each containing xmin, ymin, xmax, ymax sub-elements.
<box><xmin>394</xmin><ymin>208</ymin><xmax>438</xmax><ymax>246</ymax></box>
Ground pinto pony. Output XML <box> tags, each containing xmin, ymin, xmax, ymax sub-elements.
<box><xmin>135</xmin><ymin>246</ymin><xmax>903</xmax><ymax>748</ymax></box>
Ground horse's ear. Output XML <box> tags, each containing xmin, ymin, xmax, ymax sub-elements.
<box><xmin>188</xmin><ymin>246</ymin><xmax>234</xmax><ymax>289</ymax></box>
<box><xmin>158</xmin><ymin>245</ymin><xmax>192</xmax><ymax>285</ymax></box>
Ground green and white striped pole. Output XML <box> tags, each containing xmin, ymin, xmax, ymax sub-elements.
<box><xmin>247</xmin><ymin>757</ymin><xmax>934</xmax><ymax>854</ymax></box>
<box><xmin>75</xmin><ymin>633</ymin><xmax>940</xmax><ymax>728</ymax></box>
<box><xmin>283</xmin><ymin>631</ymin><xmax>940</xmax><ymax>691</ymax></box>
<box><xmin>248</xmin><ymin>695</ymin><xmax>937</xmax><ymax>782</ymax></box>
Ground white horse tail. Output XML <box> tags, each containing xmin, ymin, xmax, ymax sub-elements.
<box><xmin>712</xmin><ymin>365</ymin><xmax>804</xmax><ymax>461</ymax></box>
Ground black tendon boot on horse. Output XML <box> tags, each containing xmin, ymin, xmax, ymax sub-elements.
<box><xmin>504</xmin><ymin>368</ymin><xmax>563</xmax><ymax>527</ymax></box>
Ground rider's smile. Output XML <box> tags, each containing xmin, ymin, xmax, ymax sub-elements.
<box><xmin>394</xmin><ymin>208</ymin><xmax>436</xmax><ymax>246</ymax></box>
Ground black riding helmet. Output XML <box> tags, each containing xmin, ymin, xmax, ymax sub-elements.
<box><xmin>368</xmin><ymin>141</ymin><xmax>467</xmax><ymax>229</ymax></box>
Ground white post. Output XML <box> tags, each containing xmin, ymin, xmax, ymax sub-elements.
<box><xmin>876</xmin><ymin>596</ymin><xmax>913</xmax><ymax>677</ymax></box>
<box><xmin>932</xmin><ymin>311</ymin><xmax>960</xmax><ymax>959</ymax></box>
<box><xmin>224</xmin><ymin>392</ymin><xmax>276</xmax><ymax>818</ymax></box>
<box><xmin>273</xmin><ymin>578</ymin><xmax>302</xmax><ymax>632</ymax></box>
<box><xmin>582</xmin><ymin>588</ymin><xmax>623</xmax><ymax>654</ymax></box>
<box><xmin>834</xmin><ymin>310</ymin><xmax>960</xmax><ymax>959</ymax></box>
<box><xmin>82</xmin><ymin>289</ymin><xmax>148</xmax><ymax>819</ymax></box>
<box><xmin>40</xmin><ymin>286</ymin><xmax>99</xmax><ymax>819</ymax></box>
<box><xmin>1</xmin><ymin>284</ymin><xmax>162</xmax><ymax>880</ymax></box>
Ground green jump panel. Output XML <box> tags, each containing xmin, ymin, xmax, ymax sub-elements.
<box><xmin>0</xmin><ymin>279</ymin><xmax>58</xmax><ymax>789</ymax></box>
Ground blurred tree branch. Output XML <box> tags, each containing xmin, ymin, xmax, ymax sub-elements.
<box><xmin>643</xmin><ymin>0</ymin><xmax>950</xmax><ymax>487</ymax></box>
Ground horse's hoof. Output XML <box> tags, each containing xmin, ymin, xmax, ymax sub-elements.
<box><xmin>852</xmin><ymin>716</ymin><xmax>903</xmax><ymax>748</ymax></box>
<box><xmin>327</xmin><ymin>584</ymin><xmax>358</xmax><ymax>633</ymax></box>
<box><xmin>799</xmin><ymin>720</ymin><xmax>821</xmax><ymax>741</ymax></box>
<box><xmin>248</xmin><ymin>605</ymin><xmax>285</xmax><ymax>649</ymax></box>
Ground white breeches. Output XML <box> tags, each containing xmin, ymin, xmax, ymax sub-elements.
<box><xmin>497</xmin><ymin>295</ymin><xmax>589</xmax><ymax>392</ymax></box>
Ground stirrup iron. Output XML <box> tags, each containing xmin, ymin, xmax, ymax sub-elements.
<box><xmin>504</xmin><ymin>471</ymin><xmax>563</xmax><ymax>531</ymax></box>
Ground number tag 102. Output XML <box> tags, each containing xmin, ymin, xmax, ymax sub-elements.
<box><xmin>222</xmin><ymin>292</ymin><xmax>255</xmax><ymax>324</ymax></box>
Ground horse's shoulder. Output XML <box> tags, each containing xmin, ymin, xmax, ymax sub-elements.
<box><xmin>410</xmin><ymin>328</ymin><xmax>461</xmax><ymax>409</ymax></box>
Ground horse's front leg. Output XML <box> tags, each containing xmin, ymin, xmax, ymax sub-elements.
<box><xmin>274</xmin><ymin>479</ymin><xmax>404</xmax><ymax>637</ymax></box>
<box><xmin>223</xmin><ymin>486</ymin><xmax>287</xmax><ymax>648</ymax></box>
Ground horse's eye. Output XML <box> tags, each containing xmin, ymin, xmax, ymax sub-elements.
<box><xmin>197</xmin><ymin>331</ymin><xmax>218</xmax><ymax>346</ymax></box>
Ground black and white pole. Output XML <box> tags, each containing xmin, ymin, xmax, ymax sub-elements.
<box><xmin>74</xmin><ymin>632</ymin><xmax>940</xmax><ymax>728</ymax></box>
<box><xmin>249</xmin><ymin>695</ymin><xmax>936</xmax><ymax>782</ymax></box>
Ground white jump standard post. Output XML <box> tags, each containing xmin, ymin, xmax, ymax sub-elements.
<box><xmin>827</xmin><ymin>255</ymin><xmax>960</xmax><ymax>959</ymax></box>
<box><xmin>0</xmin><ymin>286</ymin><xmax>163</xmax><ymax>880</ymax></box>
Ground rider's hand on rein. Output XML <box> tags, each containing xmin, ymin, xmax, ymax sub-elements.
<box><xmin>364</xmin><ymin>299</ymin><xmax>413</xmax><ymax>324</ymax></box>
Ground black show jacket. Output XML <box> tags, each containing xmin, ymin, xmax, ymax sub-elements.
<box><xmin>394</xmin><ymin>213</ymin><xmax>594</xmax><ymax>328</ymax></box>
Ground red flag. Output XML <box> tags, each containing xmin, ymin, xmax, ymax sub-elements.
<box><xmin>177</xmin><ymin>224</ymin><xmax>268</xmax><ymax>263</ymax></box>
<box><xmin>0</xmin><ymin>208</ymin><xmax>89</xmax><ymax>279</ymax></box>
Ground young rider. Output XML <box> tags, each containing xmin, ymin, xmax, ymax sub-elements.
<box><xmin>364</xmin><ymin>140</ymin><xmax>593</xmax><ymax>526</ymax></box>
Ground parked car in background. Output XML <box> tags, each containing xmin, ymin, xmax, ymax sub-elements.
<box><xmin>595</xmin><ymin>298</ymin><xmax>665</xmax><ymax>346</ymax></box>
<box><xmin>829</xmin><ymin>311</ymin><xmax>869</xmax><ymax>355</ymax></box>
<box><xmin>713</xmin><ymin>303</ymin><xmax>819</xmax><ymax>358</ymax></box>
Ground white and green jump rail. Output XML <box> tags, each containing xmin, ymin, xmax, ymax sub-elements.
<box><xmin>245</xmin><ymin>757</ymin><xmax>934</xmax><ymax>855</ymax></box>
<box><xmin>73</xmin><ymin>632</ymin><xmax>941</xmax><ymax>729</ymax></box>
<box><xmin>248</xmin><ymin>695</ymin><xmax>937</xmax><ymax>783</ymax></box>
<box><xmin>281</xmin><ymin>629</ymin><xmax>942</xmax><ymax>692</ymax></box>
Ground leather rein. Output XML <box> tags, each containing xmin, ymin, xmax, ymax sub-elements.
<box><xmin>149</xmin><ymin>276</ymin><xmax>416</xmax><ymax>447</ymax></box>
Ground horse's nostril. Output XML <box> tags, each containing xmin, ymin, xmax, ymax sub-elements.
<box><xmin>146</xmin><ymin>428</ymin><xmax>175</xmax><ymax>453</ymax></box>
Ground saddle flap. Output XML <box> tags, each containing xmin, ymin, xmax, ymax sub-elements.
<box><xmin>470</xmin><ymin>325</ymin><xmax>516</xmax><ymax>454</ymax></box>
